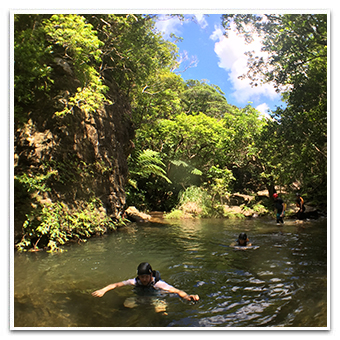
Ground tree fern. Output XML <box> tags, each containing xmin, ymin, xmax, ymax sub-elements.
<box><xmin>133</xmin><ymin>149</ymin><xmax>171</xmax><ymax>183</ymax></box>
<box><xmin>170</xmin><ymin>159</ymin><xmax>202</xmax><ymax>176</ymax></box>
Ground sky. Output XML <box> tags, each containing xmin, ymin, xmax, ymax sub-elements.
<box><xmin>155</xmin><ymin>14</ymin><xmax>284</xmax><ymax>118</ymax></box>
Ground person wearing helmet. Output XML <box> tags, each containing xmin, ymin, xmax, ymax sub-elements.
<box><xmin>237</xmin><ymin>232</ymin><xmax>252</xmax><ymax>247</ymax></box>
<box><xmin>273</xmin><ymin>193</ymin><xmax>285</xmax><ymax>224</ymax></box>
<box><xmin>92</xmin><ymin>262</ymin><xmax>199</xmax><ymax>303</ymax></box>
<box><xmin>230</xmin><ymin>232</ymin><xmax>252</xmax><ymax>248</ymax></box>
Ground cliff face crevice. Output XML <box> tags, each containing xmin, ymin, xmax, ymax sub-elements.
<box><xmin>14</xmin><ymin>66</ymin><xmax>135</xmax><ymax>242</ymax></box>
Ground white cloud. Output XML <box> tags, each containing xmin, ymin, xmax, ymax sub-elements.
<box><xmin>256</xmin><ymin>103</ymin><xmax>272</xmax><ymax>119</ymax></box>
<box><xmin>210</xmin><ymin>23</ymin><xmax>280</xmax><ymax>104</ymax></box>
<box><xmin>155</xmin><ymin>14</ymin><xmax>209</xmax><ymax>37</ymax></box>
<box><xmin>194</xmin><ymin>14</ymin><xmax>208</xmax><ymax>29</ymax></box>
<box><xmin>155</xmin><ymin>15</ymin><xmax>201</xmax><ymax>72</ymax></box>
<box><xmin>155</xmin><ymin>15</ymin><xmax>183</xmax><ymax>38</ymax></box>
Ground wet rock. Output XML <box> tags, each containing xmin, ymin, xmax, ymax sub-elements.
<box><xmin>125</xmin><ymin>206</ymin><xmax>151</xmax><ymax>222</ymax></box>
<box><xmin>14</xmin><ymin>70</ymin><xmax>135</xmax><ymax>238</ymax></box>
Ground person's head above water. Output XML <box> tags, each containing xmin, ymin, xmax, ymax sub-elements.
<box><xmin>137</xmin><ymin>262</ymin><xmax>153</xmax><ymax>276</ymax></box>
<box><xmin>238</xmin><ymin>233</ymin><xmax>249</xmax><ymax>246</ymax></box>
<box><xmin>136</xmin><ymin>262</ymin><xmax>154</xmax><ymax>286</ymax></box>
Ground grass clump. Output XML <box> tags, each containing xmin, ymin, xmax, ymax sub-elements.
<box><xmin>165</xmin><ymin>186</ymin><xmax>214</xmax><ymax>219</ymax></box>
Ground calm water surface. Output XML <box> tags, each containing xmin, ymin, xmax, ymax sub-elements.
<box><xmin>13</xmin><ymin>217</ymin><xmax>328</xmax><ymax>328</ymax></box>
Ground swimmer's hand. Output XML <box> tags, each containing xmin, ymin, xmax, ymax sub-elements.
<box><xmin>188</xmin><ymin>294</ymin><xmax>200</xmax><ymax>301</ymax></box>
<box><xmin>181</xmin><ymin>294</ymin><xmax>200</xmax><ymax>305</ymax></box>
<box><xmin>169</xmin><ymin>288</ymin><xmax>199</xmax><ymax>302</ymax></box>
<box><xmin>92</xmin><ymin>282</ymin><xmax>124</xmax><ymax>297</ymax></box>
<box><xmin>92</xmin><ymin>288</ymin><xmax>107</xmax><ymax>297</ymax></box>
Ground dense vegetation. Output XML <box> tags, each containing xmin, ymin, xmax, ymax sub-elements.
<box><xmin>127</xmin><ymin>14</ymin><xmax>327</xmax><ymax>213</ymax></box>
<box><xmin>14</xmin><ymin>14</ymin><xmax>327</xmax><ymax>251</ymax></box>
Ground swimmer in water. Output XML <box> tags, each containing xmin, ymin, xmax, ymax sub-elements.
<box><xmin>92</xmin><ymin>262</ymin><xmax>199</xmax><ymax>303</ymax></box>
<box><xmin>230</xmin><ymin>233</ymin><xmax>252</xmax><ymax>247</ymax></box>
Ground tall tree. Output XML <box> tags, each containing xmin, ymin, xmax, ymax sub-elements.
<box><xmin>180</xmin><ymin>79</ymin><xmax>234</xmax><ymax>118</ymax></box>
<box><xmin>221</xmin><ymin>14</ymin><xmax>327</xmax><ymax>201</ymax></box>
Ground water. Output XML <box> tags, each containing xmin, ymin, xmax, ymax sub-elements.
<box><xmin>13</xmin><ymin>217</ymin><xmax>328</xmax><ymax>328</ymax></box>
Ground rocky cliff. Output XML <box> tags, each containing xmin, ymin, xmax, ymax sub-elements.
<box><xmin>14</xmin><ymin>61</ymin><xmax>135</xmax><ymax>244</ymax></box>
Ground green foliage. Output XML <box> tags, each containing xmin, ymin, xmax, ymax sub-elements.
<box><xmin>164</xmin><ymin>186</ymin><xmax>214</xmax><ymax>219</ymax></box>
<box><xmin>86</xmin><ymin>14</ymin><xmax>180</xmax><ymax>121</ymax></box>
<box><xmin>222</xmin><ymin>14</ymin><xmax>327</xmax><ymax>92</ymax></box>
<box><xmin>129</xmin><ymin>93</ymin><xmax>266</xmax><ymax>209</ymax></box>
<box><xmin>206</xmin><ymin>165</ymin><xmax>235</xmax><ymax>205</ymax></box>
<box><xmin>44</xmin><ymin>14</ymin><xmax>103</xmax><ymax>64</ymax></box>
<box><xmin>14</xmin><ymin>13</ymin><xmax>327</xmax><ymax>250</ymax></box>
<box><xmin>16</xmin><ymin>200</ymin><xmax>122</xmax><ymax>252</ymax></box>
<box><xmin>130</xmin><ymin>149</ymin><xmax>171</xmax><ymax>183</ymax></box>
<box><xmin>180</xmin><ymin>79</ymin><xmax>234</xmax><ymax>118</ymax></box>
<box><xmin>164</xmin><ymin>209</ymin><xmax>185</xmax><ymax>219</ymax></box>
<box><xmin>132</xmin><ymin>68</ymin><xmax>184</xmax><ymax>127</ymax></box>
<box><xmin>14</xmin><ymin>14</ymin><xmax>54</xmax><ymax>125</ymax></box>
<box><xmin>250</xmin><ymin>203</ymin><xmax>268</xmax><ymax>215</ymax></box>
<box><xmin>14</xmin><ymin>170</ymin><xmax>57</xmax><ymax>193</ymax></box>
<box><xmin>170</xmin><ymin>160</ymin><xmax>203</xmax><ymax>176</ymax></box>
<box><xmin>43</xmin><ymin>14</ymin><xmax>110</xmax><ymax>115</ymax></box>
<box><xmin>221</xmin><ymin>14</ymin><xmax>327</xmax><ymax>203</ymax></box>
<box><xmin>126</xmin><ymin>149</ymin><xmax>172</xmax><ymax>211</ymax></box>
<box><xmin>176</xmin><ymin>186</ymin><xmax>213</xmax><ymax>218</ymax></box>
<box><xmin>128</xmin><ymin>14</ymin><xmax>327</xmax><ymax>210</ymax></box>
<box><xmin>224</xmin><ymin>212</ymin><xmax>246</xmax><ymax>220</ymax></box>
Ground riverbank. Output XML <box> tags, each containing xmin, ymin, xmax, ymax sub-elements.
<box><xmin>14</xmin><ymin>190</ymin><xmax>324</xmax><ymax>253</ymax></box>
<box><xmin>125</xmin><ymin>191</ymin><xmax>325</xmax><ymax>223</ymax></box>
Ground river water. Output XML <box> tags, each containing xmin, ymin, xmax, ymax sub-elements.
<box><xmin>13</xmin><ymin>217</ymin><xmax>328</xmax><ymax>328</ymax></box>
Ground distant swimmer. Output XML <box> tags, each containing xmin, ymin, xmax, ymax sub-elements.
<box><xmin>237</xmin><ymin>232</ymin><xmax>252</xmax><ymax>247</ymax></box>
<box><xmin>230</xmin><ymin>233</ymin><xmax>258</xmax><ymax>250</ymax></box>
<box><xmin>230</xmin><ymin>233</ymin><xmax>251</xmax><ymax>247</ymax></box>
<box><xmin>92</xmin><ymin>262</ymin><xmax>199</xmax><ymax>303</ymax></box>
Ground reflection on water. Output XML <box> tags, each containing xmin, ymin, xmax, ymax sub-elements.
<box><xmin>13</xmin><ymin>217</ymin><xmax>328</xmax><ymax>328</ymax></box>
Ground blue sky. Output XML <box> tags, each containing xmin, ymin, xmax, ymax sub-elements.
<box><xmin>155</xmin><ymin>14</ymin><xmax>285</xmax><ymax>117</ymax></box>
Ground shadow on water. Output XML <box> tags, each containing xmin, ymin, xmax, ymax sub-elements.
<box><xmin>13</xmin><ymin>217</ymin><xmax>328</xmax><ymax>328</ymax></box>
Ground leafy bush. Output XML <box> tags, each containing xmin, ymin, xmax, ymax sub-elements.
<box><xmin>16</xmin><ymin>200</ymin><xmax>125</xmax><ymax>252</ymax></box>
<box><xmin>251</xmin><ymin>203</ymin><xmax>269</xmax><ymax>215</ymax></box>
<box><xmin>164</xmin><ymin>209</ymin><xmax>185</xmax><ymax>219</ymax></box>
<box><xmin>166</xmin><ymin>186</ymin><xmax>214</xmax><ymax>218</ymax></box>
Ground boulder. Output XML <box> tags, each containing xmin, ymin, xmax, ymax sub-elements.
<box><xmin>125</xmin><ymin>206</ymin><xmax>151</xmax><ymax>222</ymax></box>
<box><xmin>228</xmin><ymin>193</ymin><xmax>254</xmax><ymax>206</ymax></box>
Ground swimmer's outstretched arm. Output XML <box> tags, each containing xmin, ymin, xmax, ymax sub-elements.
<box><xmin>167</xmin><ymin>287</ymin><xmax>199</xmax><ymax>302</ymax></box>
<box><xmin>92</xmin><ymin>281</ymin><xmax>126</xmax><ymax>297</ymax></box>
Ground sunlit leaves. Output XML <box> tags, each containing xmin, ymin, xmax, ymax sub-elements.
<box><xmin>43</xmin><ymin>14</ymin><xmax>110</xmax><ymax>115</ymax></box>
<box><xmin>221</xmin><ymin>14</ymin><xmax>327</xmax><ymax>200</ymax></box>
<box><xmin>130</xmin><ymin>149</ymin><xmax>171</xmax><ymax>184</ymax></box>
<box><xmin>221</xmin><ymin>14</ymin><xmax>327</xmax><ymax>94</ymax></box>
<box><xmin>14</xmin><ymin>14</ymin><xmax>54</xmax><ymax>123</ymax></box>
